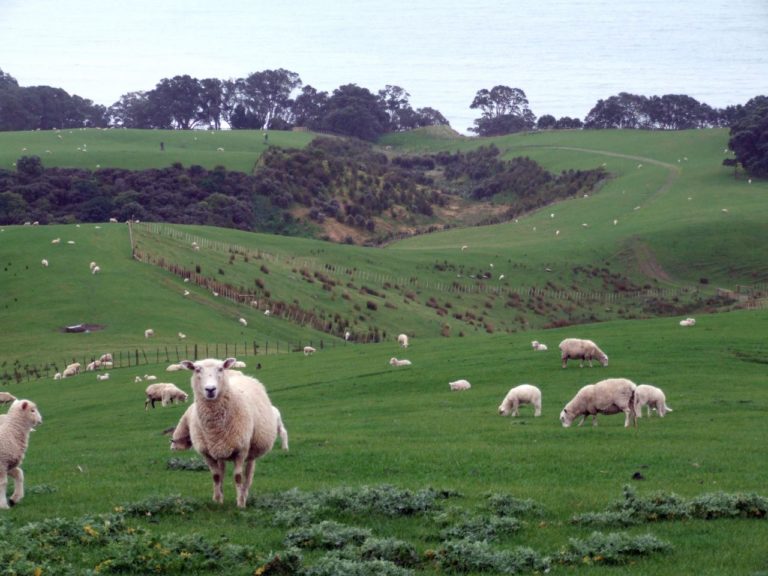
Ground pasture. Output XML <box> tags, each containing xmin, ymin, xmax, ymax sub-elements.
<box><xmin>1</xmin><ymin>126</ymin><xmax>767</xmax><ymax>574</ymax></box>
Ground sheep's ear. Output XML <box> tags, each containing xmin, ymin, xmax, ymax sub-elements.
<box><xmin>21</xmin><ymin>400</ymin><xmax>29</xmax><ymax>410</ymax></box>
<box><xmin>180</xmin><ymin>360</ymin><xmax>196</xmax><ymax>371</ymax></box>
<box><xmin>223</xmin><ymin>357</ymin><xmax>237</xmax><ymax>369</ymax></box>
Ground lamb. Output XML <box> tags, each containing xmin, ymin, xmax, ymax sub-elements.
<box><xmin>498</xmin><ymin>384</ymin><xmax>542</xmax><ymax>417</ymax></box>
<box><xmin>144</xmin><ymin>328</ymin><xmax>154</xmax><ymax>338</ymax></box>
<box><xmin>560</xmin><ymin>378</ymin><xmax>638</xmax><ymax>428</ymax></box>
<box><xmin>232</xmin><ymin>360</ymin><xmax>247</xmax><ymax>369</ymax></box>
<box><xmin>62</xmin><ymin>362</ymin><xmax>81</xmax><ymax>378</ymax></box>
<box><xmin>303</xmin><ymin>346</ymin><xmax>316</xmax><ymax>356</ymax></box>
<box><xmin>449</xmin><ymin>379</ymin><xmax>471</xmax><ymax>391</ymax></box>
<box><xmin>91</xmin><ymin>265</ymin><xmax>100</xmax><ymax>274</ymax></box>
<box><xmin>96</xmin><ymin>373</ymin><xmax>110</xmax><ymax>381</ymax></box>
<box><xmin>531</xmin><ymin>340</ymin><xmax>548</xmax><ymax>351</ymax></box>
<box><xmin>273</xmin><ymin>406</ymin><xmax>289</xmax><ymax>450</ymax></box>
<box><xmin>0</xmin><ymin>399</ymin><xmax>43</xmax><ymax>508</ymax></box>
<box><xmin>389</xmin><ymin>357</ymin><xmax>412</xmax><ymax>367</ymax></box>
<box><xmin>679</xmin><ymin>318</ymin><xmax>696</xmax><ymax>327</ymax></box>
<box><xmin>166</xmin><ymin>363</ymin><xmax>184</xmax><ymax>372</ymax></box>
<box><xmin>41</xmin><ymin>259</ymin><xmax>48</xmax><ymax>267</ymax></box>
<box><xmin>636</xmin><ymin>384</ymin><xmax>673</xmax><ymax>418</ymax></box>
<box><xmin>0</xmin><ymin>392</ymin><xmax>16</xmax><ymax>404</ymax></box>
<box><xmin>89</xmin><ymin>261</ymin><xmax>97</xmax><ymax>272</ymax></box>
<box><xmin>239</xmin><ymin>318</ymin><xmax>248</xmax><ymax>327</ymax></box>
<box><xmin>558</xmin><ymin>338</ymin><xmax>609</xmax><ymax>368</ymax></box>
<box><xmin>170</xmin><ymin>358</ymin><xmax>277</xmax><ymax>507</ymax></box>
<box><xmin>145</xmin><ymin>382</ymin><xmax>189</xmax><ymax>409</ymax></box>
<box><xmin>178</xmin><ymin>332</ymin><xmax>187</xmax><ymax>339</ymax></box>
<box><xmin>397</xmin><ymin>333</ymin><xmax>409</xmax><ymax>348</ymax></box>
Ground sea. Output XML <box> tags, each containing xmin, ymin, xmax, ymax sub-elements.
<box><xmin>1</xmin><ymin>0</ymin><xmax>766</xmax><ymax>133</ymax></box>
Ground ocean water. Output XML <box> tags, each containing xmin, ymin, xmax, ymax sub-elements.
<box><xmin>1</xmin><ymin>0</ymin><xmax>766</xmax><ymax>133</ymax></box>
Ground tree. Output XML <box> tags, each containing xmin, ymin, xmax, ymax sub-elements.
<box><xmin>149</xmin><ymin>75</ymin><xmax>204</xmax><ymax>130</ymax></box>
<box><xmin>537</xmin><ymin>114</ymin><xmax>556</xmax><ymax>130</ymax></box>
<box><xmin>412</xmin><ymin>107</ymin><xmax>449</xmax><ymax>128</ymax></box>
<box><xmin>199</xmin><ymin>78</ymin><xmax>224</xmax><ymax>130</ymax></box>
<box><xmin>240</xmin><ymin>69</ymin><xmax>302</xmax><ymax>130</ymax></box>
<box><xmin>584</xmin><ymin>93</ymin><xmax>651</xmax><ymax>129</ymax></box>
<box><xmin>728</xmin><ymin>96</ymin><xmax>768</xmax><ymax>177</ymax></box>
<box><xmin>469</xmin><ymin>86</ymin><xmax>535</xmax><ymax>135</ymax></box>
<box><xmin>108</xmin><ymin>91</ymin><xmax>154</xmax><ymax>128</ymax></box>
<box><xmin>321</xmin><ymin>84</ymin><xmax>389</xmax><ymax>141</ymax></box>
<box><xmin>292</xmin><ymin>85</ymin><xmax>328</xmax><ymax>129</ymax></box>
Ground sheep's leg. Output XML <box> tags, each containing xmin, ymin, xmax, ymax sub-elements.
<box><xmin>577</xmin><ymin>415</ymin><xmax>586</xmax><ymax>427</ymax></box>
<box><xmin>233</xmin><ymin>456</ymin><xmax>253</xmax><ymax>508</ymax></box>
<box><xmin>278</xmin><ymin>424</ymin><xmax>289</xmax><ymax>451</ymax></box>
<box><xmin>241</xmin><ymin>458</ymin><xmax>257</xmax><ymax>507</ymax></box>
<box><xmin>204</xmin><ymin>457</ymin><xmax>225</xmax><ymax>503</ymax></box>
<box><xmin>512</xmin><ymin>401</ymin><xmax>519</xmax><ymax>417</ymax></box>
<box><xmin>534</xmin><ymin>403</ymin><xmax>541</xmax><ymax>417</ymax></box>
<box><xmin>0</xmin><ymin>469</ymin><xmax>8</xmax><ymax>509</ymax></box>
<box><xmin>561</xmin><ymin>357</ymin><xmax>567</xmax><ymax>368</ymax></box>
<box><xmin>8</xmin><ymin>467</ymin><xmax>23</xmax><ymax>505</ymax></box>
<box><xmin>591</xmin><ymin>414</ymin><xmax>598</xmax><ymax>427</ymax></box>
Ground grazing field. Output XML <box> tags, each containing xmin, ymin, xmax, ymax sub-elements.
<box><xmin>1</xmin><ymin>127</ymin><xmax>767</xmax><ymax>574</ymax></box>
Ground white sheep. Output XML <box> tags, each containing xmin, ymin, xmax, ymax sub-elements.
<box><xmin>51</xmin><ymin>238</ymin><xmax>60</xmax><ymax>244</ymax></box>
<box><xmin>498</xmin><ymin>384</ymin><xmax>542</xmax><ymax>417</ymax></box>
<box><xmin>89</xmin><ymin>261</ymin><xmax>97</xmax><ymax>272</ymax></box>
<box><xmin>178</xmin><ymin>332</ymin><xmax>187</xmax><ymax>340</ymax></box>
<box><xmin>91</xmin><ymin>265</ymin><xmax>100</xmax><ymax>275</ymax></box>
<box><xmin>389</xmin><ymin>357</ymin><xmax>412</xmax><ymax>367</ymax></box>
<box><xmin>96</xmin><ymin>373</ymin><xmax>110</xmax><ymax>381</ymax></box>
<box><xmin>531</xmin><ymin>341</ymin><xmax>548</xmax><ymax>351</ymax></box>
<box><xmin>558</xmin><ymin>338</ymin><xmax>609</xmax><ymax>368</ymax></box>
<box><xmin>62</xmin><ymin>362</ymin><xmax>81</xmax><ymax>378</ymax></box>
<box><xmin>171</xmin><ymin>358</ymin><xmax>277</xmax><ymax>507</ymax></box>
<box><xmin>0</xmin><ymin>392</ymin><xmax>16</xmax><ymax>404</ymax></box>
<box><xmin>448</xmin><ymin>379</ymin><xmax>471</xmax><ymax>391</ymax></box>
<box><xmin>145</xmin><ymin>382</ymin><xmax>189</xmax><ymax>409</ymax></box>
<box><xmin>98</xmin><ymin>353</ymin><xmax>113</xmax><ymax>363</ymax></box>
<box><xmin>101</xmin><ymin>361</ymin><xmax>113</xmax><ymax>369</ymax></box>
<box><xmin>134</xmin><ymin>376</ymin><xmax>143</xmax><ymax>383</ymax></box>
<box><xmin>0</xmin><ymin>399</ymin><xmax>43</xmax><ymax>508</ymax></box>
<box><xmin>560</xmin><ymin>378</ymin><xmax>638</xmax><ymax>428</ymax></box>
<box><xmin>85</xmin><ymin>360</ymin><xmax>101</xmax><ymax>371</ymax></box>
<box><xmin>232</xmin><ymin>360</ymin><xmax>247</xmax><ymax>369</ymax></box>
<box><xmin>344</xmin><ymin>330</ymin><xmax>351</xmax><ymax>341</ymax></box>
<box><xmin>53</xmin><ymin>372</ymin><xmax>62</xmax><ymax>380</ymax></box>
<box><xmin>239</xmin><ymin>317</ymin><xmax>248</xmax><ymax>327</ymax></box>
<box><xmin>636</xmin><ymin>384</ymin><xmax>673</xmax><ymax>418</ymax></box>
<box><xmin>144</xmin><ymin>328</ymin><xmax>154</xmax><ymax>338</ymax></box>
<box><xmin>166</xmin><ymin>363</ymin><xmax>184</xmax><ymax>372</ymax></box>
<box><xmin>144</xmin><ymin>375</ymin><xmax>157</xmax><ymax>381</ymax></box>
<box><xmin>273</xmin><ymin>406</ymin><xmax>289</xmax><ymax>451</ymax></box>
<box><xmin>679</xmin><ymin>318</ymin><xmax>696</xmax><ymax>327</ymax></box>
<box><xmin>397</xmin><ymin>333</ymin><xmax>409</xmax><ymax>348</ymax></box>
<box><xmin>303</xmin><ymin>346</ymin><xmax>316</xmax><ymax>356</ymax></box>
<box><xmin>41</xmin><ymin>259</ymin><xmax>49</xmax><ymax>267</ymax></box>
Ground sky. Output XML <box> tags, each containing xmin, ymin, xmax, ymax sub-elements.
<box><xmin>1</xmin><ymin>0</ymin><xmax>767</xmax><ymax>132</ymax></box>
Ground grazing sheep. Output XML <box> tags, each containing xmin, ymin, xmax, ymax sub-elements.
<box><xmin>449</xmin><ymin>379</ymin><xmax>471</xmax><ymax>391</ymax></box>
<box><xmin>389</xmin><ymin>357</ymin><xmax>412</xmax><ymax>367</ymax></box>
<box><xmin>134</xmin><ymin>376</ymin><xmax>143</xmax><ymax>383</ymax></box>
<box><xmin>303</xmin><ymin>346</ymin><xmax>316</xmax><ymax>356</ymax></box>
<box><xmin>178</xmin><ymin>332</ymin><xmax>187</xmax><ymax>339</ymax></box>
<box><xmin>0</xmin><ymin>392</ymin><xmax>16</xmax><ymax>404</ymax></box>
<box><xmin>558</xmin><ymin>338</ymin><xmax>609</xmax><ymax>368</ymax></box>
<box><xmin>0</xmin><ymin>399</ymin><xmax>43</xmax><ymax>508</ymax></box>
<box><xmin>679</xmin><ymin>318</ymin><xmax>696</xmax><ymax>327</ymax></box>
<box><xmin>144</xmin><ymin>328</ymin><xmax>154</xmax><ymax>338</ymax></box>
<box><xmin>344</xmin><ymin>331</ymin><xmax>351</xmax><ymax>341</ymax></box>
<box><xmin>560</xmin><ymin>378</ymin><xmax>638</xmax><ymax>428</ymax></box>
<box><xmin>145</xmin><ymin>383</ymin><xmax>188</xmax><ymax>410</ymax></box>
<box><xmin>98</xmin><ymin>353</ymin><xmax>113</xmax><ymax>363</ymax></box>
<box><xmin>273</xmin><ymin>406</ymin><xmax>289</xmax><ymax>451</ymax></box>
<box><xmin>171</xmin><ymin>358</ymin><xmax>277</xmax><ymax>507</ymax></box>
<box><xmin>89</xmin><ymin>261</ymin><xmax>97</xmax><ymax>272</ymax></box>
<box><xmin>41</xmin><ymin>259</ymin><xmax>48</xmax><ymax>267</ymax></box>
<box><xmin>498</xmin><ymin>384</ymin><xmax>542</xmax><ymax>417</ymax></box>
<box><xmin>53</xmin><ymin>372</ymin><xmax>62</xmax><ymax>380</ymax></box>
<box><xmin>51</xmin><ymin>238</ymin><xmax>61</xmax><ymax>244</ymax></box>
<box><xmin>109</xmin><ymin>217</ymin><xmax>118</xmax><ymax>223</ymax></box>
<box><xmin>85</xmin><ymin>360</ymin><xmax>101</xmax><ymax>371</ymax></box>
<box><xmin>239</xmin><ymin>317</ymin><xmax>248</xmax><ymax>327</ymax></box>
<box><xmin>91</xmin><ymin>265</ymin><xmax>100</xmax><ymax>275</ymax></box>
<box><xmin>636</xmin><ymin>384</ymin><xmax>673</xmax><ymax>418</ymax></box>
<box><xmin>96</xmin><ymin>373</ymin><xmax>110</xmax><ymax>381</ymax></box>
<box><xmin>166</xmin><ymin>363</ymin><xmax>184</xmax><ymax>372</ymax></box>
<box><xmin>62</xmin><ymin>362</ymin><xmax>81</xmax><ymax>378</ymax></box>
<box><xmin>397</xmin><ymin>333</ymin><xmax>409</xmax><ymax>348</ymax></box>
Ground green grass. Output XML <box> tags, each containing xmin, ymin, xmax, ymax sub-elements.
<box><xmin>1</xmin><ymin>127</ymin><xmax>767</xmax><ymax>574</ymax></box>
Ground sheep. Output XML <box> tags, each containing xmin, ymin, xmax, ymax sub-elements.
<box><xmin>144</xmin><ymin>375</ymin><xmax>157</xmax><ymax>381</ymax></box>
<box><xmin>101</xmin><ymin>361</ymin><xmax>113</xmax><ymax>369</ymax></box>
<box><xmin>170</xmin><ymin>357</ymin><xmax>277</xmax><ymax>507</ymax></box>
<box><xmin>397</xmin><ymin>333</ymin><xmax>409</xmax><ymax>348</ymax></box>
<box><xmin>145</xmin><ymin>383</ymin><xmax>188</xmax><ymax>410</ymax></box>
<box><xmin>109</xmin><ymin>217</ymin><xmax>118</xmax><ymax>223</ymax></box>
<box><xmin>679</xmin><ymin>318</ymin><xmax>696</xmax><ymax>327</ymax></box>
<box><xmin>85</xmin><ymin>360</ymin><xmax>101</xmax><ymax>371</ymax></box>
<box><xmin>96</xmin><ymin>373</ymin><xmax>110</xmax><ymax>381</ymax></box>
<box><xmin>232</xmin><ymin>360</ymin><xmax>247</xmax><ymax>369</ymax></box>
<box><xmin>344</xmin><ymin>331</ymin><xmax>351</xmax><ymax>341</ymax></box>
<box><xmin>560</xmin><ymin>378</ymin><xmax>638</xmax><ymax>428</ymax></box>
<box><xmin>98</xmin><ymin>353</ymin><xmax>113</xmax><ymax>363</ymax></box>
<box><xmin>273</xmin><ymin>406</ymin><xmax>289</xmax><ymax>451</ymax></box>
<box><xmin>89</xmin><ymin>261</ymin><xmax>97</xmax><ymax>272</ymax></box>
<box><xmin>636</xmin><ymin>384</ymin><xmax>673</xmax><ymax>418</ymax></box>
<box><xmin>0</xmin><ymin>399</ymin><xmax>43</xmax><ymax>508</ymax></box>
<box><xmin>448</xmin><ymin>379</ymin><xmax>471</xmax><ymax>391</ymax></box>
<box><xmin>0</xmin><ymin>392</ymin><xmax>16</xmax><ymax>404</ymax></box>
<box><xmin>51</xmin><ymin>238</ymin><xmax>61</xmax><ymax>244</ymax></box>
<box><xmin>178</xmin><ymin>332</ymin><xmax>187</xmax><ymax>339</ymax></box>
<box><xmin>166</xmin><ymin>363</ymin><xmax>184</xmax><ymax>372</ymax></box>
<box><xmin>144</xmin><ymin>328</ymin><xmax>154</xmax><ymax>338</ymax></box>
<box><xmin>91</xmin><ymin>265</ymin><xmax>100</xmax><ymax>275</ymax></box>
<box><xmin>239</xmin><ymin>318</ymin><xmax>248</xmax><ymax>327</ymax></box>
<box><xmin>53</xmin><ymin>372</ymin><xmax>62</xmax><ymax>380</ymax></box>
<box><xmin>41</xmin><ymin>259</ymin><xmax>49</xmax><ymax>267</ymax></box>
<box><xmin>498</xmin><ymin>384</ymin><xmax>542</xmax><ymax>417</ymax></box>
<box><xmin>62</xmin><ymin>362</ymin><xmax>81</xmax><ymax>378</ymax></box>
<box><xmin>558</xmin><ymin>338</ymin><xmax>609</xmax><ymax>368</ymax></box>
<box><xmin>389</xmin><ymin>357</ymin><xmax>412</xmax><ymax>367</ymax></box>
<box><xmin>531</xmin><ymin>340</ymin><xmax>548</xmax><ymax>351</ymax></box>
<box><xmin>303</xmin><ymin>346</ymin><xmax>316</xmax><ymax>356</ymax></box>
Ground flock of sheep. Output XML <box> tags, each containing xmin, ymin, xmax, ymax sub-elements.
<box><xmin>1</xmin><ymin>327</ymin><xmax>675</xmax><ymax>510</ymax></box>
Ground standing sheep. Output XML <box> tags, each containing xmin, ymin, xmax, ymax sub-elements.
<box><xmin>144</xmin><ymin>328</ymin><xmax>155</xmax><ymax>338</ymax></box>
<box><xmin>559</xmin><ymin>338</ymin><xmax>609</xmax><ymax>368</ymax></box>
<box><xmin>636</xmin><ymin>384</ymin><xmax>673</xmax><ymax>417</ymax></box>
<box><xmin>145</xmin><ymin>382</ymin><xmax>189</xmax><ymax>409</ymax></box>
<box><xmin>560</xmin><ymin>378</ymin><xmax>638</xmax><ymax>428</ymax></box>
<box><xmin>303</xmin><ymin>346</ymin><xmax>316</xmax><ymax>356</ymax></box>
<box><xmin>397</xmin><ymin>333</ymin><xmax>409</xmax><ymax>348</ymax></box>
<box><xmin>62</xmin><ymin>362</ymin><xmax>81</xmax><ymax>378</ymax></box>
<box><xmin>498</xmin><ymin>384</ymin><xmax>542</xmax><ymax>417</ymax></box>
<box><xmin>0</xmin><ymin>399</ymin><xmax>43</xmax><ymax>508</ymax></box>
<box><xmin>171</xmin><ymin>358</ymin><xmax>277</xmax><ymax>508</ymax></box>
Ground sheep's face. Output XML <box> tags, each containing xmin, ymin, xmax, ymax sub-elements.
<box><xmin>13</xmin><ymin>400</ymin><xmax>43</xmax><ymax>430</ymax></box>
<box><xmin>559</xmin><ymin>408</ymin><xmax>574</xmax><ymax>427</ymax></box>
<box><xmin>183</xmin><ymin>358</ymin><xmax>237</xmax><ymax>401</ymax></box>
<box><xmin>598</xmin><ymin>354</ymin><xmax>609</xmax><ymax>367</ymax></box>
<box><xmin>498</xmin><ymin>403</ymin><xmax>510</xmax><ymax>416</ymax></box>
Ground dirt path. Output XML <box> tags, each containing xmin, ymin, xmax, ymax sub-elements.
<box><xmin>631</xmin><ymin>239</ymin><xmax>673</xmax><ymax>283</ymax></box>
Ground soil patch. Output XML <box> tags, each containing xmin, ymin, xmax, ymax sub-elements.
<box><xmin>61</xmin><ymin>323</ymin><xmax>106</xmax><ymax>333</ymax></box>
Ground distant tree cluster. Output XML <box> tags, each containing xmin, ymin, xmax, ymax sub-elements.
<box><xmin>726</xmin><ymin>96</ymin><xmax>768</xmax><ymax>177</ymax></box>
